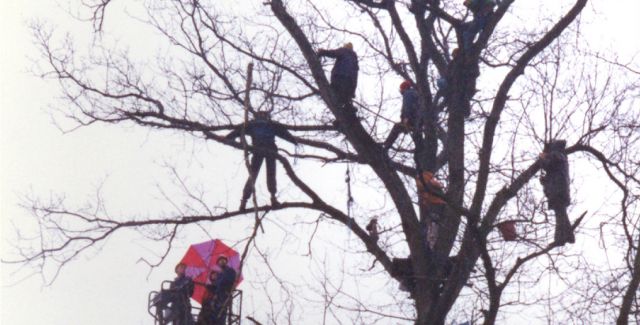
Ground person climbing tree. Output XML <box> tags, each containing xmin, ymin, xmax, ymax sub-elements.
<box><xmin>317</xmin><ymin>43</ymin><xmax>359</xmax><ymax>110</ymax></box>
<box><xmin>225</xmin><ymin>111</ymin><xmax>298</xmax><ymax>210</ymax></box>
<box><xmin>462</xmin><ymin>0</ymin><xmax>496</xmax><ymax>50</ymax></box>
<box><xmin>540</xmin><ymin>140</ymin><xmax>575</xmax><ymax>246</ymax></box>
<box><xmin>171</xmin><ymin>263</ymin><xmax>195</xmax><ymax>325</ymax></box>
<box><xmin>212</xmin><ymin>256</ymin><xmax>237</xmax><ymax>325</ymax></box>
<box><xmin>384</xmin><ymin>80</ymin><xmax>422</xmax><ymax>150</ymax></box>
<box><xmin>439</xmin><ymin>48</ymin><xmax>479</xmax><ymax>117</ymax></box>
<box><xmin>416</xmin><ymin>171</ymin><xmax>446</xmax><ymax>250</ymax></box>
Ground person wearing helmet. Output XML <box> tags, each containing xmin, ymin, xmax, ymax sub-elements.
<box><xmin>317</xmin><ymin>43</ymin><xmax>359</xmax><ymax>109</ymax></box>
<box><xmin>539</xmin><ymin>140</ymin><xmax>575</xmax><ymax>245</ymax></box>
<box><xmin>383</xmin><ymin>80</ymin><xmax>420</xmax><ymax>151</ymax></box>
<box><xmin>399</xmin><ymin>80</ymin><xmax>419</xmax><ymax>126</ymax></box>
<box><xmin>461</xmin><ymin>0</ymin><xmax>496</xmax><ymax>50</ymax></box>
<box><xmin>225</xmin><ymin>111</ymin><xmax>298</xmax><ymax>210</ymax></box>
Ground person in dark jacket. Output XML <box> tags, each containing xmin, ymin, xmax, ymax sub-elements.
<box><xmin>211</xmin><ymin>256</ymin><xmax>238</xmax><ymax>325</ymax></box>
<box><xmin>540</xmin><ymin>140</ymin><xmax>575</xmax><ymax>245</ymax></box>
<box><xmin>170</xmin><ymin>263</ymin><xmax>195</xmax><ymax>325</ymax></box>
<box><xmin>225</xmin><ymin>111</ymin><xmax>298</xmax><ymax>210</ymax></box>
<box><xmin>461</xmin><ymin>0</ymin><xmax>496</xmax><ymax>50</ymax></box>
<box><xmin>439</xmin><ymin>48</ymin><xmax>479</xmax><ymax>117</ymax></box>
<box><xmin>196</xmin><ymin>271</ymin><xmax>218</xmax><ymax>325</ymax></box>
<box><xmin>317</xmin><ymin>43</ymin><xmax>359</xmax><ymax>109</ymax></box>
<box><xmin>384</xmin><ymin>80</ymin><xmax>421</xmax><ymax>150</ymax></box>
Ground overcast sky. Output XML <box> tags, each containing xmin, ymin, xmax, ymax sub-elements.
<box><xmin>1</xmin><ymin>1</ymin><xmax>639</xmax><ymax>324</ymax></box>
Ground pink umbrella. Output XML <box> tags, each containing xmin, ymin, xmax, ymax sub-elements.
<box><xmin>179</xmin><ymin>239</ymin><xmax>243</xmax><ymax>304</ymax></box>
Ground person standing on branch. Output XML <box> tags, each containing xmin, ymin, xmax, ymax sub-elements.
<box><xmin>539</xmin><ymin>140</ymin><xmax>575</xmax><ymax>246</ymax></box>
<box><xmin>384</xmin><ymin>80</ymin><xmax>421</xmax><ymax>151</ymax></box>
<box><xmin>317</xmin><ymin>43</ymin><xmax>359</xmax><ymax>111</ymax></box>
<box><xmin>225</xmin><ymin>111</ymin><xmax>298</xmax><ymax>210</ymax></box>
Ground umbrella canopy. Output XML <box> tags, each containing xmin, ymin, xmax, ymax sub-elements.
<box><xmin>179</xmin><ymin>239</ymin><xmax>243</xmax><ymax>304</ymax></box>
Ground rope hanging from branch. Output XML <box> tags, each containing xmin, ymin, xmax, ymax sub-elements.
<box><xmin>344</xmin><ymin>140</ymin><xmax>354</xmax><ymax>235</ymax></box>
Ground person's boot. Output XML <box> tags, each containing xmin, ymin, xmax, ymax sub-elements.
<box><xmin>239</xmin><ymin>199</ymin><xmax>248</xmax><ymax>211</ymax></box>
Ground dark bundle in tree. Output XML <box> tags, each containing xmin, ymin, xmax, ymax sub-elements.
<box><xmin>391</xmin><ymin>257</ymin><xmax>415</xmax><ymax>294</ymax></box>
<box><xmin>540</xmin><ymin>140</ymin><xmax>575</xmax><ymax>245</ymax></box>
<box><xmin>365</xmin><ymin>218</ymin><xmax>380</xmax><ymax>243</ymax></box>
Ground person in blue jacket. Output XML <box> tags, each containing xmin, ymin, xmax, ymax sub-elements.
<box><xmin>211</xmin><ymin>256</ymin><xmax>237</xmax><ymax>325</ymax></box>
<box><xmin>384</xmin><ymin>80</ymin><xmax>421</xmax><ymax>150</ymax></box>
<box><xmin>318</xmin><ymin>43</ymin><xmax>359</xmax><ymax>109</ymax></box>
<box><xmin>462</xmin><ymin>0</ymin><xmax>496</xmax><ymax>50</ymax></box>
<box><xmin>225</xmin><ymin>111</ymin><xmax>298</xmax><ymax>210</ymax></box>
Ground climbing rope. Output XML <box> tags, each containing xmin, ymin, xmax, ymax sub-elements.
<box><xmin>343</xmin><ymin>138</ymin><xmax>355</xmax><ymax>236</ymax></box>
<box><xmin>346</xmin><ymin>163</ymin><xmax>354</xmax><ymax>220</ymax></box>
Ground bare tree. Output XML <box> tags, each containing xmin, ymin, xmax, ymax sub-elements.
<box><xmin>8</xmin><ymin>0</ymin><xmax>640</xmax><ymax>324</ymax></box>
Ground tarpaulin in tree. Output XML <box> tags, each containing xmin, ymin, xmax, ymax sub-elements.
<box><xmin>497</xmin><ymin>221</ymin><xmax>517</xmax><ymax>241</ymax></box>
<box><xmin>415</xmin><ymin>171</ymin><xmax>446</xmax><ymax>207</ymax></box>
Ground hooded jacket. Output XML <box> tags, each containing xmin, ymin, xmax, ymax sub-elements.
<box><xmin>540</xmin><ymin>140</ymin><xmax>571</xmax><ymax>210</ymax></box>
<box><xmin>318</xmin><ymin>47</ymin><xmax>359</xmax><ymax>80</ymax></box>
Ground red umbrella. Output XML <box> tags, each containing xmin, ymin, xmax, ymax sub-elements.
<box><xmin>179</xmin><ymin>239</ymin><xmax>243</xmax><ymax>304</ymax></box>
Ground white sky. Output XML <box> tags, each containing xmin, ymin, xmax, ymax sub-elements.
<box><xmin>1</xmin><ymin>1</ymin><xmax>639</xmax><ymax>324</ymax></box>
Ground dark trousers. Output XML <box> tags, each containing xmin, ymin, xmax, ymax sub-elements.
<box><xmin>384</xmin><ymin>123</ymin><xmax>419</xmax><ymax>150</ymax></box>
<box><xmin>211</xmin><ymin>295</ymin><xmax>229</xmax><ymax>325</ymax></box>
<box><xmin>331</xmin><ymin>74</ymin><xmax>357</xmax><ymax>107</ymax></box>
<box><xmin>171</xmin><ymin>298</ymin><xmax>193</xmax><ymax>325</ymax></box>
<box><xmin>554</xmin><ymin>208</ymin><xmax>575</xmax><ymax>245</ymax></box>
<box><xmin>196</xmin><ymin>298</ymin><xmax>214</xmax><ymax>325</ymax></box>
<box><xmin>462</xmin><ymin>14</ymin><xmax>490</xmax><ymax>49</ymax></box>
<box><xmin>241</xmin><ymin>152</ymin><xmax>277</xmax><ymax>203</ymax></box>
